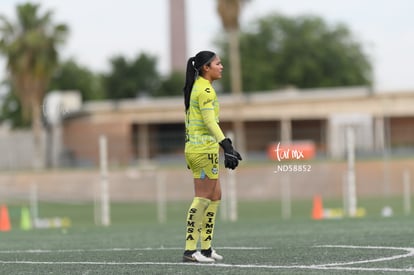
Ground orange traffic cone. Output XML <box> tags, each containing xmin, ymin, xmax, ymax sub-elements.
<box><xmin>312</xmin><ymin>195</ymin><xmax>324</xmax><ymax>220</ymax></box>
<box><xmin>0</xmin><ymin>204</ymin><xmax>11</xmax><ymax>231</ymax></box>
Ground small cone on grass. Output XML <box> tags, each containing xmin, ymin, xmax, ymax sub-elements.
<box><xmin>20</xmin><ymin>207</ymin><xmax>32</xmax><ymax>231</ymax></box>
<box><xmin>0</xmin><ymin>204</ymin><xmax>11</xmax><ymax>231</ymax></box>
<box><xmin>312</xmin><ymin>195</ymin><xmax>324</xmax><ymax>220</ymax></box>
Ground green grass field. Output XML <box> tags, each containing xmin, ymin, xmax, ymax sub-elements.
<box><xmin>2</xmin><ymin>198</ymin><xmax>414</xmax><ymax>274</ymax></box>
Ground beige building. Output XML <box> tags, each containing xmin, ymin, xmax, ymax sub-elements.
<box><xmin>62</xmin><ymin>87</ymin><xmax>414</xmax><ymax>166</ymax></box>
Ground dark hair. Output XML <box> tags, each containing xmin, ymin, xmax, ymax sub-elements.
<box><xmin>183</xmin><ymin>51</ymin><xmax>216</xmax><ymax>111</ymax></box>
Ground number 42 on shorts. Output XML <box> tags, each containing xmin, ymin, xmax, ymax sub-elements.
<box><xmin>208</xmin><ymin>153</ymin><xmax>218</xmax><ymax>164</ymax></box>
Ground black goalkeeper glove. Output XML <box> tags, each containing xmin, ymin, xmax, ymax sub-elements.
<box><xmin>219</xmin><ymin>138</ymin><xmax>242</xmax><ymax>170</ymax></box>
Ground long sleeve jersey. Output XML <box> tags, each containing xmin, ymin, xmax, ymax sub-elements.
<box><xmin>185</xmin><ymin>76</ymin><xmax>225</xmax><ymax>153</ymax></box>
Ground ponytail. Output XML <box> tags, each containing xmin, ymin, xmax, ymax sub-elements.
<box><xmin>183</xmin><ymin>57</ymin><xmax>196</xmax><ymax>111</ymax></box>
<box><xmin>183</xmin><ymin>51</ymin><xmax>216</xmax><ymax>111</ymax></box>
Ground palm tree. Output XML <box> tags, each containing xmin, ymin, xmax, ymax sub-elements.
<box><xmin>0</xmin><ymin>3</ymin><xmax>68</xmax><ymax>169</ymax></box>
<box><xmin>217</xmin><ymin>0</ymin><xmax>248</xmax><ymax>156</ymax></box>
<box><xmin>217</xmin><ymin>0</ymin><xmax>243</xmax><ymax>96</ymax></box>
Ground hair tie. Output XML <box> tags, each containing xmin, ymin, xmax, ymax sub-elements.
<box><xmin>191</xmin><ymin>57</ymin><xmax>199</xmax><ymax>78</ymax></box>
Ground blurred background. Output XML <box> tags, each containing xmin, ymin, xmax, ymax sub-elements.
<box><xmin>0</xmin><ymin>0</ymin><xmax>413</xmax><ymax>226</ymax></box>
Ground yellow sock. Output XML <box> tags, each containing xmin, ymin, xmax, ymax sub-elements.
<box><xmin>200</xmin><ymin>200</ymin><xmax>220</xmax><ymax>250</ymax></box>
<box><xmin>185</xmin><ymin>197</ymin><xmax>211</xmax><ymax>251</ymax></box>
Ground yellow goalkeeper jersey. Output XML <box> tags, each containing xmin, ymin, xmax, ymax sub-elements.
<box><xmin>185</xmin><ymin>76</ymin><xmax>225</xmax><ymax>153</ymax></box>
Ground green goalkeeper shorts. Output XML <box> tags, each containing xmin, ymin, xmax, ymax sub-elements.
<box><xmin>185</xmin><ymin>153</ymin><xmax>219</xmax><ymax>180</ymax></box>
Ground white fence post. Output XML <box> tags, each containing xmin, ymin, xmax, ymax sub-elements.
<box><xmin>403</xmin><ymin>170</ymin><xmax>411</xmax><ymax>215</ymax></box>
<box><xmin>99</xmin><ymin>135</ymin><xmax>110</xmax><ymax>226</ymax></box>
<box><xmin>225</xmin><ymin>131</ymin><xmax>238</xmax><ymax>222</ymax></box>
<box><xmin>346</xmin><ymin>126</ymin><xmax>357</xmax><ymax>217</ymax></box>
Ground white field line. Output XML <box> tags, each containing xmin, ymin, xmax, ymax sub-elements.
<box><xmin>0</xmin><ymin>260</ymin><xmax>414</xmax><ymax>273</ymax></box>
<box><xmin>1</xmin><ymin>245</ymin><xmax>414</xmax><ymax>273</ymax></box>
<box><xmin>0</xmin><ymin>246</ymin><xmax>272</xmax><ymax>254</ymax></box>
<box><xmin>314</xmin><ymin>245</ymin><xmax>414</xmax><ymax>267</ymax></box>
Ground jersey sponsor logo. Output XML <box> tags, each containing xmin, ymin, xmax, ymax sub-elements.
<box><xmin>205</xmin><ymin>87</ymin><xmax>211</xmax><ymax>93</ymax></box>
<box><xmin>203</xmin><ymin>98</ymin><xmax>213</xmax><ymax>106</ymax></box>
<box><xmin>212</xmin><ymin>166</ymin><xmax>218</xmax><ymax>175</ymax></box>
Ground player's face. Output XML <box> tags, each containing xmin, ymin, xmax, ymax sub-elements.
<box><xmin>204</xmin><ymin>55</ymin><xmax>223</xmax><ymax>81</ymax></box>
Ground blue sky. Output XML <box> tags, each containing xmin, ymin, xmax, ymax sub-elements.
<box><xmin>0</xmin><ymin>0</ymin><xmax>413</xmax><ymax>92</ymax></box>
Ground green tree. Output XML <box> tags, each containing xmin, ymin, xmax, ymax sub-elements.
<box><xmin>103</xmin><ymin>53</ymin><xmax>160</xmax><ymax>99</ymax></box>
<box><xmin>49</xmin><ymin>59</ymin><xmax>105</xmax><ymax>101</ymax></box>
<box><xmin>219</xmin><ymin>13</ymin><xmax>372</xmax><ymax>93</ymax></box>
<box><xmin>0</xmin><ymin>3</ymin><xmax>68</xmax><ymax>169</ymax></box>
<box><xmin>0</xmin><ymin>81</ymin><xmax>30</xmax><ymax>128</ymax></box>
<box><xmin>155</xmin><ymin>71</ymin><xmax>184</xmax><ymax>97</ymax></box>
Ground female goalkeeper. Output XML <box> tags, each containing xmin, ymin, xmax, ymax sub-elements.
<box><xmin>182</xmin><ymin>50</ymin><xmax>242</xmax><ymax>263</ymax></box>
